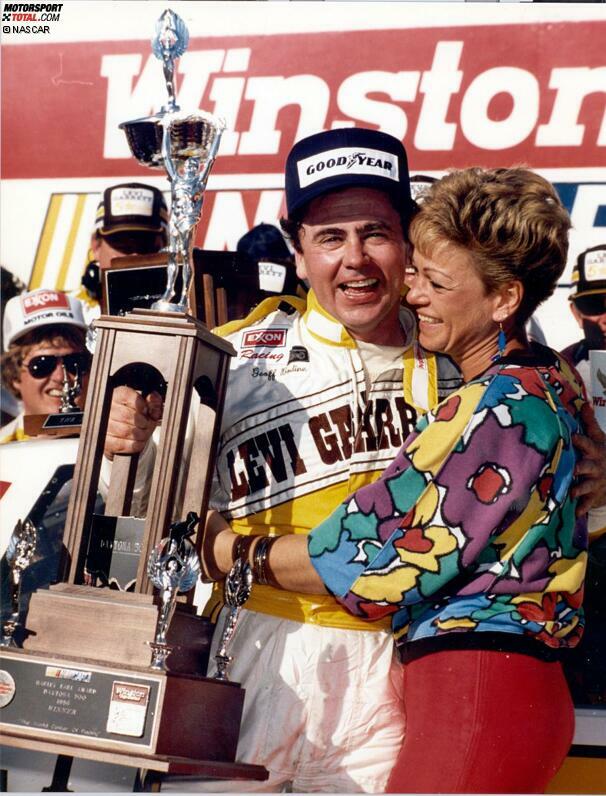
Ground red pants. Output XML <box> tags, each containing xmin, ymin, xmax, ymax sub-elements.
<box><xmin>387</xmin><ymin>649</ymin><xmax>574</xmax><ymax>794</ymax></box>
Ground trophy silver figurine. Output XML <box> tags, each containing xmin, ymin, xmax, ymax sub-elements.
<box><xmin>214</xmin><ymin>558</ymin><xmax>252</xmax><ymax>681</ymax></box>
<box><xmin>146</xmin><ymin>512</ymin><xmax>201</xmax><ymax>670</ymax></box>
<box><xmin>1</xmin><ymin>519</ymin><xmax>37</xmax><ymax>647</ymax></box>
<box><xmin>59</xmin><ymin>364</ymin><xmax>82</xmax><ymax>414</ymax></box>
<box><xmin>120</xmin><ymin>9</ymin><xmax>225</xmax><ymax>315</ymax></box>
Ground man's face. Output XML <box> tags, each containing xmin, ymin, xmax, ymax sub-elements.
<box><xmin>92</xmin><ymin>231</ymin><xmax>165</xmax><ymax>271</ymax></box>
<box><xmin>13</xmin><ymin>339</ymin><xmax>90</xmax><ymax>416</ymax></box>
<box><xmin>570</xmin><ymin>294</ymin><xmax>606</xmax><ymax>350</ymax></box>
<box><xmin>295</xmin><ymin>187</ymin><xmax>408</xmax><ymax>345</ymax></box>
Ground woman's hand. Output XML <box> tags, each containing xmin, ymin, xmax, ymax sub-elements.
<box><xmin>572</xmin><ymin>403</ymin><xmax>606</xmax><ymax>515</ymax></box>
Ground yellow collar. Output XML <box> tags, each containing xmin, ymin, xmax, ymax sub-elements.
<box><xmin>302</xmin><ymin>290</ymin><xmax>358</xmax><ymax>348</ymax></box>
<box><xmin>302</xmin><ymin>289</ymin><xmax>415</xmax><ymax>349</ymax></box>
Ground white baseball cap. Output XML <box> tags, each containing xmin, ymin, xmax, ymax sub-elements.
<box><xmin>3</xmin><ymin>289</ymin><xmax>87</xmax><ymax>352</ymax></box>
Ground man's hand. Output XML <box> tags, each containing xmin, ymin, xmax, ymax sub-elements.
<box><xmin>572</xmin><ymin>402</ymin><xmax>606</xmax><ymax>515</ymax></box>
<box><xmin>104</xmin><ymin>385</ymin><xmax>163</xmax><ymax>460</ymax></box>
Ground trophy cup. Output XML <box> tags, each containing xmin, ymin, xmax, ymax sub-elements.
<box><xmin>1</xmin><ymin>520</ymin><xmax>37</xmax><ymax>647</ymax></box>
<box><xmin>0</xmin><ymin>9</ymin><xmax>266</xmax><ymax>785</ymax></box>
<box><xmin>119</xmin><ymin>9</ymin><xmax>225</xmax><ymax>315</ymax></box>
<box><xmin>58</xmin><ymin>364</ymin><xmax>83</xmax><ymax>414</ymax></box>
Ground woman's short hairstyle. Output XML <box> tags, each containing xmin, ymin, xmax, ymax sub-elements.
<box><xmin>1</xmin><ymin>324</ymin><xmax>87</xmax><ymax>399</ymax></box>
<box><xmin>409</xmin><ymin>167</ymin><xmax>571</xmax><ymax>327</ymax></box>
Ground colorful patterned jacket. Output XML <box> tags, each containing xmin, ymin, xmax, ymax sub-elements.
<box><xmin>309</xmin><ymin>346</ymin><xmax>588</xmax><ymax>660</ymax></box>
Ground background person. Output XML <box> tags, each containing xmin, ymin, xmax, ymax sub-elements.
<box><xmin>1</xmin><ymin>265</ymin><xmax>26</xmax><ymax>426</ymax></box>
<box><xmin>562</xmin><ymin>244</ymin><xmax>606</xmax><ymax>399</ymax></box>
<box><xmin>561</xmin><ymin>244</ymin><xmax>606</xmax><ymax>537</ymax></box>
<box><xmin>204</xmin><ymin>167</ymin><xmax>588</xmax><ymax>795</ymax></box>
<box><xmin>560</xmin><ymin>245</ymin><xmax>606</xmax><ymax>707</ymax></box>
<box><xmin>1</xmin><ymin>289</ymin><xmax>90</xmax><ymax>443</ymax></box>
<box><xmin>73</xmin><ymin>182</ymin><xmax>169</xmax><ymax>324</ymax></box>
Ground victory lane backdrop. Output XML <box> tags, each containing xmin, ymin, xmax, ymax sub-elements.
<box><xmin>1</xmin><ymin>0</ymin><xmax>605</xmax><ymax>350</ymax></box>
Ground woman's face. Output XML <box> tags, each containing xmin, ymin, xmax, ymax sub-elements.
<box><xmin>405</xmin><ymin>243</ymin><xmax>508</xmax><ymax>378</ymax></box>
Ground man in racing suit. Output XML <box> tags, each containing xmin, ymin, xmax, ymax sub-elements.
<box><xmin>101</xmin><ymin>128</ymin><xmax>457</xmax><ymax>792</ymax></box>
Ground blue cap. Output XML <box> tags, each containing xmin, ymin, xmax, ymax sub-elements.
<box><xmin>285</xmin><ymin>128</ymin><xmax>413</xmax><ymax>218</ymax></box>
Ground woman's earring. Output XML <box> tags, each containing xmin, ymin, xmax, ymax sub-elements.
<box><xmin>492</xmin><ymin>322</ymin><xmax>507</xmax><ymax>362</ymax></box>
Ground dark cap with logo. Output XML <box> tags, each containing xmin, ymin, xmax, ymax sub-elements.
<box><xmin>285</xmin><ymin>128</ymin><xmax>413</xmax><ymax>218</ymax></box>
<box><xmin>570</xmin><ymin>244</ymin><xmax>606</xmax><ymax>299</ymax></box>
<box><xmin>95</xmin><ymin>182</ymin><xmax>169</xmax><ymax>237</ymax></box>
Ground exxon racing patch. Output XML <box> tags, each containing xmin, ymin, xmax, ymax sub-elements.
<box><xmin>241</xmin><ymin>328</ymin><xmax>287</xmax><ymax>348</ymax></box>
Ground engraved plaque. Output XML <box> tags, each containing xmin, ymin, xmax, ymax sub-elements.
<box><xmin>42</xmin><ymin>413</ymin><xmax>83</xmax><ymax>431</ymax></box>
<box><xmin>85</xmin><ymin>515</ymin><xmax>146</xmax><ymax>590</ymax></box>
<box><xmin>0</xmin><ymin>651</ymin><xmax>161</xmax><ymax>751</ymax></box>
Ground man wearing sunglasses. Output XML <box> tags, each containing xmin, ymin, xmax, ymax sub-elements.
<box><xmin>0</xmin><ymin>289</ymin><xmax>91</xmax><ymax>443</ymax></box>
<box><xmin>562</xmin><ymin>244</ymin><xmax>606</xmax><ymax>399</ymax></box>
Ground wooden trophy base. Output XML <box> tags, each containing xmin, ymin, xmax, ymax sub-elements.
<box><xmin>0</xmin><ymin>585</ymin><xmax>267</xmax><ymax>781</ymax></box>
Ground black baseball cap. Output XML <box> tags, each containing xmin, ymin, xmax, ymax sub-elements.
<box><xmin>570</xmin><ymin>245</ymin><xmax>606</xmax><ymax>316</ymax></box>
<box><xmin>95</xmin><ymin>182</ymin><xmax>169</xmax><ymax>237</ymax></box>
<box><xmin>285</xmin><ymin>128</ymin><xmax>413</xmax><ymax>218</ymax></box>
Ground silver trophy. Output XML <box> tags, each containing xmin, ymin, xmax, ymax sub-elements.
<box><xmin>214</xmin><ymin>558</ymin><xmax>252</xmax><ymax>681</ymax></box>
<box><xmin>1</xmin><ymin>519</ymin><xmax>37</xmax><ymax>647</ymax></box>
<box><xmin>146</xmin><ymin>512</ymin><xmax>201</xmax><ymax>670</ymax></box>
<box><xmin>59</xmin><ymin>364</ymin><xmax>82</xmax><ymax>414</ymax></box>
<box><xmin>119</xmin><ymin>9</ymin><xmax>225</xmax><ymax>315</ymax></box>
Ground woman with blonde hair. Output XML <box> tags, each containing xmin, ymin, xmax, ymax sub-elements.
<box><xmin>205</xmin><ymin>167</ymin><xmax>588</xmax><ymax>793</ymax></box>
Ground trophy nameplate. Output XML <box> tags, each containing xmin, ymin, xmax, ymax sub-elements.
<box><xmin>0</xmin><ymin>650</ymin><xmax>243</xmax><ymax>759</ymax></box>
<box><xmin>0</xmin><ymin>8</ymin><xmax>267</xmax><ymax>783</ymax></box>
<box><xmin>23</xmin><ymin>412</ymin><xmax>83</xmax><ymax>438</ymax></box>
<box><xmin>84</xmin><ymin>514</ymin><xmax>146</xmax><ymax>590</ymax></box>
